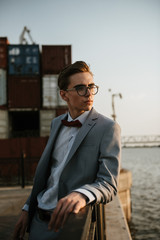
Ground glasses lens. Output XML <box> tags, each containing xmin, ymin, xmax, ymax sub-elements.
<box><xmin>76</xmin><ymin>86</ymin><xmax>87</xmax><ymax>96</ymax></box>
<box><xmin>76</xmin><ymin>85</ymin><xmax>98</xmax><ymax>96</ymax></box>
<box><xmin>90</xmin><ymin>85</ymin><xmax>98</xmax><ymax>95</ymax></box>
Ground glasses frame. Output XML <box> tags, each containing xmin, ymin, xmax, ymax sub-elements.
<box><xmin>65</xmin><ymin>84</ymin><xmax>99</xmax><ymax>96</ymax></box>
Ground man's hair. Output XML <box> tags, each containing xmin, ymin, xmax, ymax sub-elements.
<box><xmin>58</xmin><ymin>61</ymin><xmax>93</xmax><ymax>90</ymax></box>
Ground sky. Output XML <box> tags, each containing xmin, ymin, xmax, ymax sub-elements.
<box><xmin>0</xmin><ymin>0</ymin><xmax>160</xmax><ymax>136</ymax></box>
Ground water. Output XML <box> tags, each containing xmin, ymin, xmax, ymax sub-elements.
<box><xmin>122</xmin><ymin>147</ymin><xmax>160</xmax><ymax>240</ymax></box>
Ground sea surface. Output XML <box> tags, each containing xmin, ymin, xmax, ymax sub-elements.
<box><xmin>121</xmin><ymin>147</ymin><xmax>160</xmax><ymax>240</ymax></box>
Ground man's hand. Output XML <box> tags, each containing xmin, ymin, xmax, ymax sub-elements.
<box><xmin>48</xmin><ymin>192</ymin><xmax>87</xmax><ymax>232</ymax></box>
<box><xmin>13</xmin><ymin>210</ymin><xmax>28</xmax><ymax>240</ymax></box>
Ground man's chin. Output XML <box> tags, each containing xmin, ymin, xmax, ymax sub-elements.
<box><xmin>85</xmin><ymin>105</ymin><xmax>93</xmax><ymax>111</ymax></box>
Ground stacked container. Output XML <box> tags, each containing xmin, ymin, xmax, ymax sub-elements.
<box><xmin>7</xmin><ymin>44</ymin><xmax>41</xmax><ymax>138</ymax></box>
<box><xmin>40</xmin><ymin>45</ymin><xmax>71</xmax><ymax>136</ymax></box>
<box><xmin>0</xmin><ymin>38</ymin><xmax>9</xmax><ymax>138</ymax></box>
<box><xmin>7</xmin><ymin>44</ymin><xmax>41</xmax><ymax>108</ymax></box>
<box><xmin>0</xmin><ymin>38</ymin><xmax>72</xmax><ymax>138</ymax></box>
<box><xmin>0</xmin><ymin>37</ymin><xmax>8</xmax><ymax>108</ymax></box>
<box><xmin>41</xmin><ymin>45</ymin><xmax>71</xmax><ymax>74</ymax></box>
<box><xmin>41</xmin><ymin>45</ymin><xmax>71</xmax><ymax>108</ymax></box>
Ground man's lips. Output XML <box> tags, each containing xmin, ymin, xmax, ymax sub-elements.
<box><xmin>84</xmin><ymin>100</ymin><xmax>93</xmax><ymax>104</ymax></box>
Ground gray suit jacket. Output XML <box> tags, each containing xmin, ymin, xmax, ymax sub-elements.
<box><xmin>26</xmin><ymin>108</ymin><xmax>121</xmax><ymax>229</ymax></box>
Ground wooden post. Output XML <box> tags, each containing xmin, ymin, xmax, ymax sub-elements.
<box><xmin>21</xmin><ymin>152</ymin><xmax>26</xmax><ymax>188</ymax></box>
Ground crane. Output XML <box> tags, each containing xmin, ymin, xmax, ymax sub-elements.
<box><xmin>108</xmin><ymin>89</ymin><xmax>122</xmax><ymax>121</ymax></box>
<box><xmin>19</xmin><ymin>26</ymin><xmax>36</xmax><ymax>44</ymax></box>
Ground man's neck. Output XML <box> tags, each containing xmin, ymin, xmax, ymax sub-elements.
<box><xmin>68</xmin><ymin>110</ymin><xmax>91</xmax><ymax>124</ymax></box>
<box><xmin>69</xmin><ymin>111</ymin><xmax>85</xmax><ymax>120</ymax></box>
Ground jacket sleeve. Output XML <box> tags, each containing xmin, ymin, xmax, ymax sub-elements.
<box><xmin>80</xmin><ymin>122</ymin><xmax>121</xmax><ymax>204</ymax></box>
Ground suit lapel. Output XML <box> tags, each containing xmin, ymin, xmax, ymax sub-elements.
<box><xmin>64</xmin><ymin>108</ymin><xmax>98</xmax><ymax>166</ymax></box>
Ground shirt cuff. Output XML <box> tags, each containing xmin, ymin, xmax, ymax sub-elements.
<box><xmin>74</xmin><ymin>188</ymin><xmax>95</xmax><ymax>204</ymax></box>
<box><xmin>22</xmin><ymin>204</ymin><xmax>29</xmax><ymax>212</ymax></box>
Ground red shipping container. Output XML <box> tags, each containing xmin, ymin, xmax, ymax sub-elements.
<box><xmin>0</xmin><ymin>44</ymin><xmax>7</xmax><ymax>69</ymax></box>
<box><xmin>42</xmin><ymin>45</ymin><xmax>71</xmax><ymax>74</ymax></box>
<box><xmin>8</xmin><ymin>76</ymin><xmax>41</xmax><ymax>108</ymax></box>
<box><xmin>56</xmin><ymin>107</ymin><xmax>68</xmax><ymax>116</ymax></box>
<box><xmin>0</xmin><ymin>37</ymin><xmax>9</xmax><ymax>44</ymax></box>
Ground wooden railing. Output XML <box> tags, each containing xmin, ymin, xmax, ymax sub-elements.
<box><xmin>57</xmin><ymin>196</ymin><xmax>132</xmax><ymax>240</ymax></box>
<box><xmin>57</xmin><ymin>204</ymin><xmax>106</xmax><ymax>240</ymax></box>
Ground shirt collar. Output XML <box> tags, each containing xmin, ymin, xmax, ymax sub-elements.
<box><xmin>67</xmin><ymin>111</ymin><xmax>90</xmax><ymax>125</ymax></box>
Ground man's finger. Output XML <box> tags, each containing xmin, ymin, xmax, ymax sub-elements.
<box><xmin>48</xmin><ymin>199</ymin><xmax>65</xmax><ymax>230</ymax></box>
<box><xmin>53</xmin><ymin>200</ymin><xmax>75</xmax><ymax>231</ymax></box>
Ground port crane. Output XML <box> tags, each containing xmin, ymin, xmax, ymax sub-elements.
<box><xmin>19</xmin><ymin>26</ymin><xmax>36</xmax><ymax>44</ymax></box>
<box><xmin>108</xmin><ymin>89</ymin><xmax>122</xmax><ymax>121</ymax></box>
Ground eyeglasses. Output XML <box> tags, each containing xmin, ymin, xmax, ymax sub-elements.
<box><xmin>66</xmin><ymin>84</ymin><xmax>99</xmax><ymax>96</ymax></box>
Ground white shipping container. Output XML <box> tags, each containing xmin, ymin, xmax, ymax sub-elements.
<box><xmin>42</xmin><ymin>74</ymin><xmax>67</xmax><ymax>108</ymax></box>
<box><xmin>42</xmin><ymin>75</ymin><xmax>58</xmax><ymax>108</ymax></box>
<box><xmin>57</xmin><ymin>91</ymin><xmax>67</xmax><ymax>107</ymax></box>
<box><xmin>40</xmin><ymin>109</ymin><xmax>56</xmax><ymax>137</ymax></box>
<box><xmin>0</xmin><ymin>110</ymin><xmax>9</xmax><ymax>138</ymax></box>
<box><xmin>0</xmin><ymin>69</ymin><xmax>7</xmax><ymax>106</ymax></box>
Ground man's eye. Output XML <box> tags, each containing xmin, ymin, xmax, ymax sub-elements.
<box><xmin>77</xmin><ymin>86</ymin><xmax>85</xmax><ymax>91</ymax></box>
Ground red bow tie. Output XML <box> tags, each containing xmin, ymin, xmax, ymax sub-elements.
<box><xmin>61</xmin><ymin>119</ymin><xmax>82</xmax><ymax>127</ymax></box>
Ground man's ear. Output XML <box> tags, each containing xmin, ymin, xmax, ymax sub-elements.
<box><xmin>60</xmin><ymin>90</ymin><xmax>68</xmax><ymax>102</ymax></box>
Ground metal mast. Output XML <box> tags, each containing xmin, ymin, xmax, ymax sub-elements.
<box><xmin>108</xmin><ymin>89</ymin><xmax>122</xmax><ymax>121</ymax></box>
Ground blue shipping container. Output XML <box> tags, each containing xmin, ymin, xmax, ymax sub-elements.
<box><xmin>8</xmin><ymin>45</ymin><xmax>40</xmax><ymax>75</ymax></box>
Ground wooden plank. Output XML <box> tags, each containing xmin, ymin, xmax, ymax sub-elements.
<box><xmin>105</xmin><ymin>195</ymin><xmax>132</xmax><ymax>240</ymax></box>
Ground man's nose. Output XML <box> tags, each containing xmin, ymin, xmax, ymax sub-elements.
<box><xmin>85</xmin><ymin>87</ymin><xmax>92</xmax><ymax>96</ymax></box>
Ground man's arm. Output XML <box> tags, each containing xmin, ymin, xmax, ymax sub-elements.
<box><xmin>80</xmin><ymin>122</ymin><xmax>121</xmax><ymax>203</ymax></box>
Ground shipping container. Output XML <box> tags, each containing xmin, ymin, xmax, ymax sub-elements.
<box><xmin>42</xmin><ymin>75</ymin><xmax>58</xmax><ymax>108</ymax></box>
<box><xmin>0</xmin><ymin>44</ymin><xmax>7</xmax><ymax>69</ymax></box>
<box><xmin>0</xmin><ymin>37</ymin><xmax>9</xmax><ymax>44</ymax></box>
<box><xmin>8</xmin><ymin>44</ymin><xmax>40</xmax><ymax>75</ymax></box>
<box><xmin>0</xmin><ymin>137</ymin><xmax>48</xmax><ymax>186</ymax></box>
<box><xmin>0</xmin><ymin>110</ymin><xmax>9</xmax><ymax>139</ymax></box>
<box><xmin>0</xmin><ymin>69</ymin><xmax>7</xmax><ymax>107</ymax></box>
<box><xmin>56</xmin><ymin>107</ymin><xmax>68</xmax><ymax>116</ymax></box>
<box><xmin>9</xmin><ymin>111</ymin><xmax>39</xmax><ymax>138</ymax></box>
<box><xmin>42</xmin><ymin>74</ymin><xmax>67</xmax><ymax>108</ymax></box>
<box><xmin>8</xmin><ymin>76</ymin><xmax>41</xmax><ymax>108</ymax></box>
<box><xmin>42</xmin><ymin>45</ymin><xmax>71</xmax><ymax>74</ymax></box>
<box><xmin>40</xmin><ymin>110</ymin><xmax>56</xmax><ymax>137</ymax></box>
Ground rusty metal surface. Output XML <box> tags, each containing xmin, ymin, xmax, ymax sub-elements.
<box><xmin>0</xmin><ymin>37</ymin><xmax>9</xmax><ymax>44</ymax></box>
<box><xmin>8</xmin><ymin>75</ymin><xmax>41</xmax><ymax>108</ymax></box>
<box><xmin>0</xmin><ymin>137</ymin><xmax>48</xmax><ymax>186</ymax></box>
<box><xmin>0</xmin><ymin>44</ymin><xmax>7</xmax><ymax>69</ymax></box>
<box><xmin>56</xmin><ymin>107</ymin><xmax>68</xmax><ymax>116</ymax></box>
<box><xmin>42</xmin><ymin>45</ymin><xmax>71</xmax><ymax>74</ymax></box>
<box><xmin>0</xmin><ymin>137</ymin><xmax>48</xmax><ymax>158</ymax></box>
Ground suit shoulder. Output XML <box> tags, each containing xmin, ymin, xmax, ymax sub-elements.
<box><xmin>97</xmin><ymin>112</ymin><xmax>114</xmax><ymax>124</ymax></box>
<box><xmin>96</xmin><ymin>112</ymin><xmax>121</xmax><ymax>130</ymax></box>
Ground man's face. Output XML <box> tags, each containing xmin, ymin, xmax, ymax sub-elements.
<box><xmin>60</xmin><ymin>72</ymin><xmax>95</xmax><ymax>119</ymax></box>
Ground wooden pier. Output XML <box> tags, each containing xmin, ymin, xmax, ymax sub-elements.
<box><xmin>0</xmin><ymin>169</ymin><xmax>132</xmax><ymax>239</ymax></box>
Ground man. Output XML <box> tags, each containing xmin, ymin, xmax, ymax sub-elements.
<box><xmin>13</xmin><ymin>61</ymin><xmax>121</xmax><ymax>240</ymax></box>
